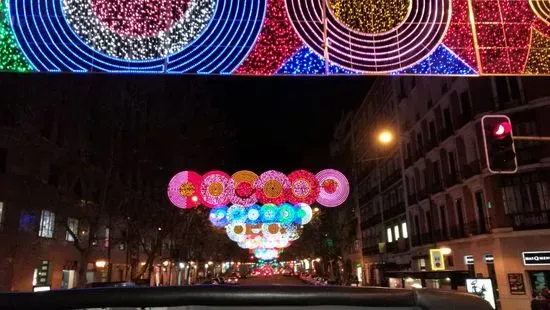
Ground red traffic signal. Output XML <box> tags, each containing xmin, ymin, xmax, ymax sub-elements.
<box><xmin>481</xmin><ymin>115</ymin><xmax>517</xmax><ymax>174</ymax></box>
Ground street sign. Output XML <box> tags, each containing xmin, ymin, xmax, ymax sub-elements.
<box><xmin>35</xmin><ymin>260</ymin><xmax>51</xmax><ymax>286</ymax></box>
<box><xmin>430</xmin><ymin>249</ymin><xmax>445</xmax><ymax>271</ymax></box>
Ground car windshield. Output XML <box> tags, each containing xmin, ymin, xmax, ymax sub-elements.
<box><xmin>1</xmin><ymin>33</ymin><xmax>550</xmax><ymax>310</ymax></box>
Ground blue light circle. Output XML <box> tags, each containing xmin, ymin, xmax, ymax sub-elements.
<box><xmin>9</xmin><ymin>0</ymin><xmax>266</xmax><ymax>73</ymax></box>
<box><xmin>246</xmin><ymin>204</ymin><xmax>262</xmax><ymax>224</ymax></box>
<box><xmin>260</xmin><ymin>204</ymin><xmax>278</xmax><ymax>223</ymax></box>
<box><xmin>209</xmin><ymin>206</ymin><xmax>228</xmax><ymax>227</ymax></box>
<box><xmin>278</xmin><ymin>203</ymin><xmax>296</xmax><ymax>224</ymax></box>
<box><xmin>227</xmin><ymin>205</ymin><xmax>247</xmax><ymax>223</ymax></box>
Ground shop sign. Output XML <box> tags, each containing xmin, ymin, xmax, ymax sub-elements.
<box><xmin>484</xmin><ymin>254</ymin><xmax>494</xmax><ymax>264</ymax></box>
<box><xmin>36</xmin><ymin>260</ymin><xmax>50</xmax><ymax>286</ymax></box>
<box><xmin>522</xmin><ymin>251</ymin><xmax>550</xmax><ymax>266</ymax></box>
<box><xmin>464</xmin><ymin>255</ymin><xmax>474</xmax><ymax>265</ymax></box>
<box><xmin>430</xmin><ymin>249</ymin><xmax>445</xmax><ymax>271</ymax></box>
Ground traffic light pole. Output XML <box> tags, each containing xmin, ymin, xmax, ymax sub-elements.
<box><xmin>513</xmin><ymin>136</ymin><xmax>550</xmax><ymax>142</ymax></box>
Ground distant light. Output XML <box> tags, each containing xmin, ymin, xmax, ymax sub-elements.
<box><xmin>33</xmin><ymin>286</ymin><xmax>51</xmax><ymax>292</ymax></box>
<box><xmin>191</xmin><ymin>196</ymin><xmax>198</xmax><ymax>202</ymax></box>
<box><xmin>158</xmin><ymin>227</ymin><xmax>162</xmax><ymax>231</ymax></box>
<box><xmin>163</xmin><ymin>260</ymin><xmax>170</xmax><ymax>267</ymax></box>
<box><xmin>140</xmin><ymin>262</ymin><xmax>146</xmax><ymax>266</ymax></box>
<box><xmin>204</xmin><ymin>264</ymin><xmax>209</xmax><ymax>269</ymax></box>
<box><xmin>411</xmin><ymin>283</ymin><xmax>422</xmax><ymax>289</ymax></box>
<box><xmin>208</xmin><ymin>261</ymin><xmax>213</xmax><ymax>265</ymax></box>
<box><xmin>315</xmin><ymin>258</ymin><xmax>321</xmax><ymax>262</ymax></box>
<box><xmin>492</xmin><ymin>122</ymin><xmax>511</xmax><ymax>138</ymax></box>
<box><xmin>95</xmin><ymin>260</ymin><xmax>107</xmax><ymax>268</ymax></box>
<box><xmin>313</xmin><ymin>207</ymin><xmax>320</xmax><ymax>213</ymax></box>
<box><xmin>440</xmin><ymin>247</ymin><xmax>452</xmax><ymax>255</ymax></box>
<box><xmin>179</xmin><ymin>262</ymin><xmax>185</xmax><ymax>269</ymax></box>
<box><xmin>445</xmin><ymin>277</ymin><xmax>451</xmax><ymax>282</ymax></box>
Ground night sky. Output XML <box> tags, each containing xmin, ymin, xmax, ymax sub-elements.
<box><xmin>207</xmin><ymin>76</ymin><xmax>372</xmax><ymax>172</ymax></box>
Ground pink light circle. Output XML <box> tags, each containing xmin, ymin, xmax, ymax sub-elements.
<box><xmin>255</xmin><ymin>170</ymin><xmax>290</xmax><ymax>205</ymax></box>
<box><xmin>167</xmin><ymin>170</ymin><xmax>201</xmax><ymax>209</ymax></box>
<box><xmin>315</xmin><ymin>169</ymin><xmax>350</xmax><ymax>207</ymax></box>
<box><xmin>200</xmin><ymin>171</ymin><xmax>234</xmax><ymax>208</ymax></box>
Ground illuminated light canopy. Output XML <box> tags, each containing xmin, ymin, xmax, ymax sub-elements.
<box><xmin>255</xmin><ymin>170</ymin><xmax>290</xmax><ymax>205</ymax></box>
<box><xmin>316</xmin><ymin>169</ymin><xmax>350</xmax><ymax>207</ymax></box>
<box><xmin>260</xmin><ymin>204</ymin><xmax>279</xmax><ymax>223</ymax></box>
<box><xmin>278</xmin><ymin>203</ymin><xmax>296</xmax><ymax>224</ymax></box>
<box><xmin>254</xmin><ymin>248</ymin><xmax>280</xmax><ymax>260</ymax></box>
<box><xmin>294</xmin><ymin>203</ymin><xmax>313</xmax><ymax>225</ymax></box>
<box><xmin>200</xmin><ymin>171</ymin><xmax>234</xmax><ymax>208</ymax></box>
<box><xmin>167</xmin><ymin>171</ymin><xmax>202</xmax><ymax>209</ymax></box>
<box><xmin>246</xmin><ymin>204</ymin><xmax>262</xmax><ymax>224</ymax></box>
<box><xmin>231</xmin><ymin>170</ymin><xmax>258</xmax><ymax>206</ymax></box>
<box><xmin>227</xmin><ymin>205</ymin><xmax>247</xmax><ymax>223</ymax></box>
<box><xmin>0</xmin><ymin>0</ymin><xmax>32</xmax><ymax>72</ymax></box>
<box><xmin>286</xmin><ymin>170</ymin><xmax>320</xmax><ymax>204</ymax></box>
<box><xmin>226</xmin><ymin>222</ymin><xmax>247</xmax><ymax>242</ymax></box>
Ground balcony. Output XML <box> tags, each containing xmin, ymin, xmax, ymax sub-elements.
<box><xmin>362</xmin><ymin>214</ymin><xmax>383</xmax><ymax>228</ymax></box>
<box><xmin>417</xmin><ymin>189</ymin><xmax>428</xmax><ymax>201</ymax></box>
<box><xmin>448</xmin><ymin>225</ymin><xmax>468</xmax><ymax>239</ymax></box>
<box><xmin>461</xmin><ymin>160</ymin><xmax>481</xmax><ymax>180</ymax></box>
<box><xmin>438</xmin><ymin>127</ymin><xmax>454</xmax><ymax>142</ymax></box>
<box><xmin>408</xmin><ymin>194</ymin><xmax>417</xmax><ymax>205</ymax></box>
<box><xmin>383</xmin><ymin>203</ymin><xmax>406</xmax><ymax>220</ymax></box>
<box><xmin>454</xmin><ymin>113</ymin><xmax>473</xmax><ymax>131</ymax></box>
<box><xmin>405</xmin><ymin>157</ymin><xmax>413</xmax><ymax>168</ymax></box>
<box><xmin>411</xmin><ymin>234</ymin><xmax>421</xmax><ymax>247</ymax></box>
<box><xmin>510</xmin><ymin>211</ymin><xmax>550</xmax><ymax>231</ymax></box>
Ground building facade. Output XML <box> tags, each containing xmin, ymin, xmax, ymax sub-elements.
<box><xmin>334</xmin><ymin>76</ymin><xmax>550</xmax><ymax>310</ymax></box>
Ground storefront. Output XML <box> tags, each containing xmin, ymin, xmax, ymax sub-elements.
<box><xmin>384</xmin><ymin>270</ymin><xmax>469</xmax><ymax>290</ymax></box>
<box><xmin>522</xmin><ymin>251</ymin><xmax>550</xmax><ymax>296</ymax></box>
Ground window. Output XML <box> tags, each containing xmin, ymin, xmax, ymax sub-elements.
<box><xmin>38</xmin><ymin>210</ymin><xmax>55</xmax><ymax>238</ymax></box>
<box><xmin>394</xmin><ymin>225</ymin><xmax>400</xmax><ymax>240</ymax></box>
<box><xmin>19</xmin><ymin>210</ymin><xmax>37</xmax><ymax>232</ymax></box>
<box><xmin>387</xmin><ymin>228</ymin><xmax>393</xmax><ymax>243</ymax></box>
<box><xmin>402</xmin><ymin>222</ymin><xmax>408</xmax><ymax>239</ymax></box>
<box><xmin>66</xmin><ymin>217</ymin><xmax>79</xmax><ymax>242</ymax></box>
<box><xmin>0</xmin><ymin>202</ymin><xmax>5</xmax><ymax>232</ymax></box>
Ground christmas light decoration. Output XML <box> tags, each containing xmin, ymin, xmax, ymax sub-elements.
<box><xmin>255</xmin><ymin>170</ymin><xmax>289</xmax><ymax>205</ymax></box>
<box><xmin>294</xmin><ymin>203</ymin><xmax>313</xmax><ymax>225</ymax></box>
<box><xmin>226</xmin><ymin>222</ymin><xmax>247</xmax><ymax>242</ymax></box>
<box><xmin>316</xmin><ymin>169</ymin><xmax>350</xmax><ymax>207</ymax></box>
<box><xmin>277</xmin><ymin>46</ymin><xmax>355</xmax><ymax>75</ymax></box>
<box><xmin>209</xmin><ymin>206</ymin><xmax>229</xmax><ymax>227</ymax></box>
<box><xmin>227</xmin><ymin>205</ymin><xmax>247</xmax><ymax>223</ymax></box>
<box><xmin>253</xmin><ymin>248</ymin><xmax>280</xmax><ymax>260</ymax></box>
<box><xmin>278</xmin><ymin>203</ymin><xmax>296</xmax><ymax>224</ymax></box>
<box><xmin>285</xmin><ymin>0</ymin><xmax>452</xmax><ymax>72</ymax></box>
<box><xmin>260</xmin><ymin>203</ymin><xmax>279</xmax><ymax>223</ymax></box>
<box><xmin>200</xmin><ymin>171</ymin><xmax>234</xmax><ymax>208</ymax></box>
<box><xmin>231</xmin><ymin>170</ymin><xmax>258</xmax><ymax>206</ymax></box>
<box><xmin>525</xmin><ymin>29</ymin><xmax>550</xmax><ymax>74</ymax></box>
<box><xmin>167</xmin><ymin>170</ymin><xmax>202</xmax><ymax>209</ymax></box>
<box><xmin>394</xmin><ymin>44</ymin><xmax>476</xmax><ymax>75</ymax></box>
<box><xmin>246</xmin><ymin>204</ymin><xmax>262</xmax><ymax>224</ymax></box>
<box><xmin>286</xmin><ymin>170</ymin><xmax>320</xmax><ymax>204</ymax></box>
<box><xmin>0</xmin><ymin>0</ymin><xmax>32</xmax><ymax>71</ymax></box>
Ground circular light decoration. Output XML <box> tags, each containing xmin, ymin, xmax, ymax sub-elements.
<box><xmin>262</xmin><ymin>223</ymin><xmax>282</xmax><ymax>240</ymax></box>
<box><xmin>260</xmin><ymin>204</ymin><xmax>279</xmax><ymax>223</ymax></box>
<box><xmin>254</xmin><ymin>248</ymin><xmax>280</xmax><ymax>260</ymax></box>
<box><xmin>200</xmin><ymin>171</ymin><xmax>234</xmax><ymax>208</ymax></box>
<box><xmin>167</xmin><ymin>170</ymin><xmax>201</xmax><ymax>209</ymax></box>
<box><xmin>209</xmin><ymin>206</ymin><xmax>228</xmax><ymax>227</ymax></box>
<box><xmin>231</xmin><ymin>171</ymin><xmax>258</xmax><ymax>206</ymax></box>
<box><xmin>246</xmin><ymin>204</ymin><xmax>262</xmax><ymax>224</ymax></box>
<box><xmin>286</xmin><ymin>170</ymin><xmax>320</xmax><ymax>205</ymax></box>
<box><xmin>226</xmin><ymin>222</ymin><xmax>247</xmax><ymax>242</ymax></box>
<box><xmin>255</xmin><ymin>170</ymin><xmax>290</xmax><ymax>205</ymax></box>
<box><xmin>281</xmin><ymin>223</ymin><xmax>301</xmax><ymax>241</ymax></box>
<box><xmin>285</xmin><ymin>0</ymin><xmax>451</xmax><ymax>72</ymax></box>
<box><xmin>278</xmin><ymin>203</ymin><xmax>296</xmax><ymax>224</ymax></box>
<box><xmin>294</xmin><ymin>203</ymin><xmax>313</xmax><ymax>225</ymax></box>
<box><xmin>316</xmin><ymin>169</ymin><xmax>350</xmax><ymax>207</ymax></box>
<box><xmin>10</xmin><ymin>0</ymin><xmax>265</xmax><ymax>73</ymax></box>
<box><xmin>227</xmin><ymin>205</ymin><xmax>247</xmax><ymax>223</ymax></box>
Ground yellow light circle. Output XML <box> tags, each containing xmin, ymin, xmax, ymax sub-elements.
<box><xmin>179</xmin><ymin>182</ymin><xmax>195</xmax><ymax>197</ymax></box>
<box><xmin>264</xmin><ymin>180</ymin><xmax>283</xmax><ymax>198</ymax></box>
<box><xmin>208</xmin><ymin>182</ymin><xmax>224</xmax><ymax>197</ymax></box>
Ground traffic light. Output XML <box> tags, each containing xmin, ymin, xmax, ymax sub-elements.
<box><xmin>481</xmin><ymin>115</ymin><xmax>518</xmax><ymax>173</ymax></box>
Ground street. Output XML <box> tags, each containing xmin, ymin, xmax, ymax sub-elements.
<box><xmin>239</xmin><ymin>275</ymin><xmax>305</xmax><ymax>285</ymax></box>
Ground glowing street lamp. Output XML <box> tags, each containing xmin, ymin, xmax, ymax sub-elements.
<box><xmin>95</xmin><ymin>260</ymin><xmax>107</xmax><ymax>268</ymax></box>
<box><xmin>313</xmin><ymin>207</ymin><xmax>320</xmax><ymax>213</ymax></box>
<box><xmin>440</xmin><ymin>247</ymin><xmax>452</xmax><ymax>255</ymax></box>
<box><xmin>377</xmin><ymin>130</ymin><xmax>395</xmax><ymax>145</ymax></box>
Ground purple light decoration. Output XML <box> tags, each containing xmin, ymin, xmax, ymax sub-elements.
<box><xmin>200</xmin><ymin>170</ymin><xmax>234</xmax><ymax>208</ymax></box>
<box><xmin>167</xmin><ymin>170</ymin><xmax>201</xmax><ymax>209</ymax></box>
<box><xmin>255</xmin><ymin>170</ymin><xmax>290</xmax><ymax>205</ymax></box>
<box><xmin>315</xmin><ymin>169</ymin><xmax>350</xmax><ymax>207</ymax></box>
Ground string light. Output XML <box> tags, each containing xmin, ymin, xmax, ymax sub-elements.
<box><xmin>200</xmin><ymin>171</ymin><xmax>234</xmax><ymax>208</ymax></box>
<box><xmin>524</xmin><ymin>29</ymin><xmax>550</xmax><ymax>74</ymax></box>
<box><xmin>231</xmin><ymin>170</ymin><xmax>258</xmax><ymax>206</ymax></box>
<box><xmin>62</xmin><ymin>0</ymin><xmax>215</xmax><ymax>60</ymax></box>
<box><xmin>327</xmin><ymin>0</ymin><xmax>410</xmax><ymax>34</ymax></box>
<box><xmin>235</xmin><ymin>0</ymin><xmax>302</xmax><ymax>75</ymax></box>
<box><xmin>255</xmin><ymin>170</ymin><xmax>289</xmax><ymax>205</ymax></box>
<box><xmin>277</xmin><ymin>46</ymin><xmax>355</xmax><ymax>75</ymax></box>
<box><xmin>0</xmin><ymin>0</ymin><xmax>32</xmax><ymax>71</ymax></box>
<box><xmin>316</xmin><ymin>169</ymin><xmax>350</xmax><ymax>207</ymax></box>
<box><xmin>394</xmin><ymin>44</ymin><xmax>476</xmax><ymax>75</ymax></box>
<box><xmin>286</xmin><ymin>169</ymin><xmax>320</xmax><ymax>204</ymax></box>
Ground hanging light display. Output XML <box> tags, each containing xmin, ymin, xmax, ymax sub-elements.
<box><xmin>316</xmin><ymin>169</ymin><xmax>350</xmax><ymax>207</ymax></box>
<box><xmin>167</xmin><ymin>170</ymin><xmax>202</xmax><ymax>209</ymax></box>
<box><xmin>167</xmin><ymin>169</ymin><xmax>349</xmax><ymax>260</ymax></box>
<box><xmin>200</xmin><ymin>170</ymin><xmax>234</xmax><ymax>208</ymax></box>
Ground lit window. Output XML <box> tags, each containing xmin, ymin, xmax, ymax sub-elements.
<box><xmin>387</xmin><ymin>228</ymin><xmax>393</xmax><ymax>243</ymax></box>
<box><xmin>0</xmin><ymin>202</ymin><xmax>5</xmax><ymax>232</ymax></box>
<box><xmin>402</xmin><ymin>222</ymin><xmax>408</xmax><ymax>239</ymax></box>
<box><xmin>38</xmin><ymin>210</ymin><xmax>55</xmax><ymax>238</ymax></box>
<box><xmin>66</xmin><ymin>217</ymin><xmax>79</xmax><ymax>242</ymax></box>
<box><xmin>394</xmin><ymin>225</ymin><xmax>400</xmax><ymax>240</ymax></box>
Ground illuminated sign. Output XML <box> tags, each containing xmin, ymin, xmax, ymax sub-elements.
<box><xmin>464</xmin><ymin>255</ymin><xmax>474</xmax><ymax>265</ymax></box>
<box><xmin>522</xmin><ymin>251</ymin><xmax>550</xmax><ymax>266</ymax></box>
<box><xmin>466</xmin><ymin>279</ymin><xmax>496</xmax><ymax>309</ymax></box>
<box><xmin>430</xmin><ymin>249</ymin><xmax>445</xmax><ymax>271</ymax></box>
<box><xmin>1</xmin><ymin>0</ymin><xmax>550</xmax><ymax>75</ymax></box>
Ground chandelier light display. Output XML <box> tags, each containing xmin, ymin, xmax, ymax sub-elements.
<box><xmin>167</xmin><ymin>169</ymin><xmax>350</xmax><ymax>259</ymax></box>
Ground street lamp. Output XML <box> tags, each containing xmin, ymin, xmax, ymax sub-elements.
<box><xmin>313</xmin><ymin>207</ymin><xmax>320</xmax><ymax>213</ymax></box>
<box><xmin>377</xmin><ymin>130</ymin><xmax>395</xmax><ymax>145</ymax></box>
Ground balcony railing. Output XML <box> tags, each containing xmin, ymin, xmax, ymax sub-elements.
<box><xmin>362</xmin><ymin>244</ymin><xmax>379</xmax><ymax>255</ymax></box>
<box><xmin>429</xmin><ymin>181</ymin><xmax>444</xmax><ymax>194</ymax></box>
<box><xmin>511</xmin><ymin>211</ymin><xmax>550</xmax><ymax>230</ymax></box>
<box><xmin>438</xmin><ymin>126</ymin><xmax>454</xmax><ymax>142</ymax></box>
<box><xmin>454</xmin><ymin>113</ymin><xmax>472</xmax><ymax>131</ymax></box>
<box><xmin>444</xmin><ymin>173</ymin><xmax>460</xmax><ymax>187</ymax></box>
<box><xmin>408</xmin><ymin>194</ymin><xmax>417</xmax><ymax>204</ymax></box>
<box><xmin>405</xmin><ymin>157</ymin><xmax>413</xmax><ymax>168</ymax></box>
<box><xmin>516</xmin><ymin>144</ymin><xmax>549</xmax><ymax>166</ymax></box>
<box><xmin>417</xmin><ymin>189</ymin><xmax>428</xmax><ymax>201</ymax></box>
<box><xmin>383</xmin><ymin>203</ymin><xmax>406</xmax><ymax>220</ymax></box>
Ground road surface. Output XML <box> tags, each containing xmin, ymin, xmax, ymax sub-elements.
<box><xmin>239</xmin><ymin>275</ymin><xmax>305</xmax><ymax>285</ymax></box>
